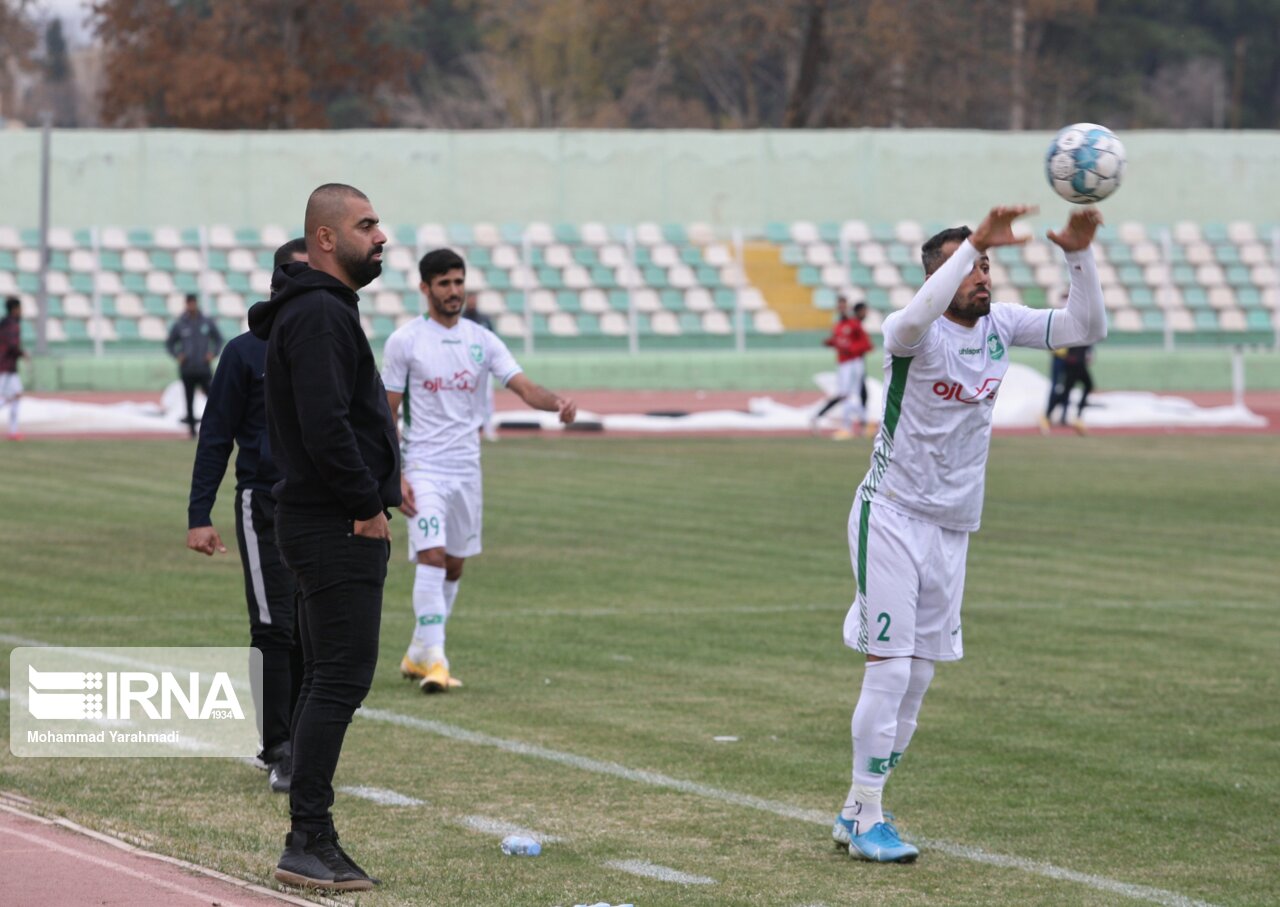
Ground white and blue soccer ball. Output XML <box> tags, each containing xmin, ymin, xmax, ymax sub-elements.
<box><xmin>1045</xmin><ymin>123</ymin><xmax>1126</xmax><ymax>204</ymax></box>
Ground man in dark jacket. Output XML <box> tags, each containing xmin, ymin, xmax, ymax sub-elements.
<box><xmin>248</xmin><ymin>184</ymin><xmax>399</xmax><ymax>892</ymax></box>
<box><xmin>167</xmin><ymin>293</ymin><xmax>224</xmax><ymax>437</ymax></box>
<box><xmin>186</xmin><ymin>238</ymin><xmax>308</xmax><ymax>795</ymax></box>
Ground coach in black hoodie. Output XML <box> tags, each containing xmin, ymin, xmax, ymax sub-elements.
<box><xmin>248</xmin><ymin>183</ymin><xmax>398</xmax><ymax>892</ymax></box>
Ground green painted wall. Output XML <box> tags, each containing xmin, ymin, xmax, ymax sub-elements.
<box><xmin>2</xmin><ymin>129</ymin><xmax>1278</xmax><ymax>231</ymax></box>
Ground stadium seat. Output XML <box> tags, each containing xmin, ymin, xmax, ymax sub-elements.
<box><xmin>752</xmin><ymin>310</ymin><xmax>783</xmax><ymax>333</ymax></box>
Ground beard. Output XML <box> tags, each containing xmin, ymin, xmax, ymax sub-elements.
<box><xmin>947</xmin><ymin>290</ymin><xmax>991</xmax><ymax>322</ymax></box>
<box><xmin>337</xmin><ymin>241</ymin><xmax>383</xmax><ymax>289</ymax></box>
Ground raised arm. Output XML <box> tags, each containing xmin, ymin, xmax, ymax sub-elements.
<box><xmin>1046</xmin><ymin>208</ymin><xmax>1108</xmax><ymax>347</ymax></box>
<box><xmin>891</xmin><ymin>205</ymin><xmax>1036</xmax><ymax>351</ymax></box>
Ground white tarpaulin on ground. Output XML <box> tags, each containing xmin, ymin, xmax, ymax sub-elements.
<box><xmin>5</xmin><ymin>367</ymin><xmax>1267</xmax><ymax>435</ymax></box>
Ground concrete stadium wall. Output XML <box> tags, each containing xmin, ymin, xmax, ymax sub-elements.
<box><xmin>2</xmin><ymin>129</ymin><xmax>1279</xmax><ymax>231</ymax></box>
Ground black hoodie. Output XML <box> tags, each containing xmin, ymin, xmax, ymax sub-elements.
<box><xmin>248</xmin><ymin>261</ymin><xmax>400</xmax><ymax>520</ymax></box>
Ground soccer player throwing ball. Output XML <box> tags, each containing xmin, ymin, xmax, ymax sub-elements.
<box><xmin>833</xmin><ymin>205</ymin><xmax>1107</xmax><ymax>862</ymax></box>
<box><xmin>382</xmin><ymin>249</ymin><xmax>576</xmax><ymax>693</ymax></box>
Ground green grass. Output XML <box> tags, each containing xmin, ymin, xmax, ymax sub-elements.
<box><xmin>2</xmin><ymin>436</ymin><xmax>1278</xmax><ymax>906</ymax></box>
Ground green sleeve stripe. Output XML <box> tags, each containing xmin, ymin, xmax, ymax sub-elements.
<box><xmin>1044</xmin><ymin>310</ymin><xmax>1054</xmax><ymax>349</ymax></box>
<box><xmin>882</xmin><ymin>355</ymin><xmax>913</xmax><ymax>439</ymax></box>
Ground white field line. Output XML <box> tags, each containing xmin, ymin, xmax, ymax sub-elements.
<box><xmin>1</xmin><ymin>634</ymin><xmax>1222</xmax><ymax>907</ymax></box>
<box><xmin>602</xmin><ymin>859</ymin><xmax>716</xmax><ymax>886</ymax></box>
<box><xmin>337</xmin><ymin>785</ymin><xmax>425</xmax><ymax>808</ymax></box>
<box><xmin>358</xmin><ymin>707</ymin><xmax>1221</xmax><ymax>907</ymax></box>
<box><xmin>458</xmin><ymin>815</ymin><xmax>564</xmax><ymax>843</ymax></box>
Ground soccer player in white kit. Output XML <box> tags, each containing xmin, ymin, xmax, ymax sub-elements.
<box><xmin>381</xmin><ymin>249</ymin><xmax>577</xmax><ymax>693</ymax></box>
<box><xmin>832</xmin><ymin>205</ymin><xmax>1107</xmax><ymax>862</ymax></box>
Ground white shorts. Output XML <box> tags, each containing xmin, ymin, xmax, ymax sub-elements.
<box><xmin>404</xmin><ymin>472</ymin><xmax>483</xmax><ymax>561</ymax></box>
<box><xmin>0</xmin><ymin>372</ymin><xmax>22</xmax><ymax>401</ymax></box>
<box><xmin>836</xmin><ymin>359</ymin><xmax>864</xmax><ymax>398</ymax></box>
<box><xmin>843</xmin><ymin>499</ymin><xmax>968</xmax><ymax>661</ymax></box>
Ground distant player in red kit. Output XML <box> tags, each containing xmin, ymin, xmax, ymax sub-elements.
<box><xmin>814</xmin><ymin>297</ymin><xmax>874</xmax><ymax>439</ymax></box>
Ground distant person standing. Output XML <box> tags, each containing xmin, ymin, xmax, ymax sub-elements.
<box><xmin>186</xmin><ymin>238</ymin><xmax>308</xmax><ymax>795</ymax></box>
<box><xmin>249</xmin><ymin>184</ymin><xmax>399</xmax><ymax>892</ymax></box>
<box><xmin>813</xmin><ymin>296</ymin><xmax>874</xmax><ymax>439</ymax></box>
<box><xmin>1</xmin><ymin>297</ymin><xmax>27</xmax><ymax>440</ymax></box>
<box><xmin>1044</xmin><ymin>344</ymin><xmax>1095</xmax><ymax>434</ymax></box>
<box><xmin>167</xmin><ymin>293</ymin><xmax>224</xmax><ymax>437</ymax></box>
<box><xmin>462</xmin><ymin>291</ymin><xmax>499</xmax><ymax>441</ymax></box>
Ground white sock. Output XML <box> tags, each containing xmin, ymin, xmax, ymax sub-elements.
<box><xmin>443</xmin><ymin>579</ymin><xmax>459</xmax><ymax>619</ymax></box>
<box><xmin>411</xmin><ymin>564</ymin><xmax>448</xmax><ymax>658</ymax></box>
<box><xmin>7</xmin><ymin>396</ymin><xmax>18</xmax><ymax>435</ymax></box>
<box><xmin>841</xmin><ymin>658</ymin><xmax>911</xmax><ymax>830</ymax></box>
<box><xmin>889</xmin><ymin>659</ymin><xmax>935</xmax><ymax>774</ymax></box>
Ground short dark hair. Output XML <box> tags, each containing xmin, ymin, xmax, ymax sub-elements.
<box><xmin>853</xmin><ymin>302</ymin><xmax>868</xmax><ymax>317</ymax></box>
<box><xmin>184</xmin><ymin>292</ymin><xmax>198</xmax><ymax>305</ymax></box>
<box><xmin>921</xmin><ymin>226</ymin><xmax>973</xmax><ymax>275</ymax></box>
<box><xmin>4</xmin><ymin>296</ymin><xmax>19</xmax><ymax>315</ymax></box>
<box><xmin>419</xmin><ymin>248</ymin><xmax>466</xmax><ymax>283</ymax></box>
<box><xmin>273</xmin><ymin>237</ymin><xmax>307</xmax><ymax>269</ymax></box>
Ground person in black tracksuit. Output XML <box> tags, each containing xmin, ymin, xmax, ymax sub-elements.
<box><xmin>167</xmin><ymin>293</ymin><xmax>224</xmax><ymax>437</ymax></box>
<box><xmin>186</xmin><ymin>239</ymin><xmax>309</xmax><ymax>794</ymax></box>
<box><xmin>249</xmin><ymin>184</ymin><xmax>399</xmax><ymax>892</ymax></box>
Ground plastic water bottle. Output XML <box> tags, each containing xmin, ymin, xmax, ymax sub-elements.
<box><xmin>500</xmin><ymin>835</ymin><xmax>541</xmax><ymax>856</ymax></box>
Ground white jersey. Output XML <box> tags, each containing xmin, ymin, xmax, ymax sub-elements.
<box><xmin>856</xmin><ymin>302</ymin><xmax>1050</xmax><ymax>532</ymax></box>
<box><xmin>381</xmin><ymin>316</ymin><xmax>522</xmax><ymax>479</ymax></box>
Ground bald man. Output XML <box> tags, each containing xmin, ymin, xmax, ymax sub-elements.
<box><xmin>249</xmin><ymin>184</ymin><xmax>400</xmax><ymax>891</ymax></box>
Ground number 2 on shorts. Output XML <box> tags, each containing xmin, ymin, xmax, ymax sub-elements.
<box><xmin>876</xmin><ymin>612</ymin><xmax>891</xmax><ymax>642</ymax></box>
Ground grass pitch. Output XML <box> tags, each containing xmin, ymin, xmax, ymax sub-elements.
<box><xmin>1</xmin><ymin>434</ymin><xmax>1277</xmax><ymax>906</ymax></box>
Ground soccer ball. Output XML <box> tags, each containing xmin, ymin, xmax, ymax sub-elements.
<box><xmin>1045</xmin><ymin>123</ymin><xmax>1126</xmax><ymax>204</ymax></box>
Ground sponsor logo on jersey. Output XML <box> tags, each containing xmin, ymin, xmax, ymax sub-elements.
<box><xmin>932</xmin><ymin>377</ymin><xmax>1001</xmax><ymax>404</ymax></box>
<box><xmin>423</xmin><ymin>369</ymin><xmax>478</xmax><ymax>393</ymax></box>
<box><xmin>958</xmin><ymin>346</ymin><xmax>982</xmax><ymax>356</ymax></box>
<box><xmin>986</xmin><ymin>332</ymin><xmax>1006</xmax><ymax>360</ymax></box>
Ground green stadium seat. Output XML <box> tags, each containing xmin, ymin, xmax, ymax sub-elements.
<box><xmin>150</xmin><ymin>251</ymin><xmax>174</xmax><ymax>271</ymax></box>
<box><xmin>174</xmin><ymin>273</ymin><xmax>199</xmax><ymax>293</ymax></box>
<box><xmin>887</xmin><ymin>245</ymin><xmax>914</xmax><ymax>266</ymax></box>
<box><xmin>393</xmin><ymin>225</ymin><xmax>416</xmax><ymax>246</ymax></box>
<box><xmin>870</xmin><ymin>223</ymin><xmax>896</xmax><ymax>242</ymax></box>
<box><xmin>126</xmin><ymin>228</ymin><xmax>153</xmax><ymax>247</ymax></box>
<box><xmin>1116</xmin><ymin>265</ymin><xmax>1144</xmax><ymax>287</ymax></box>
<box><xmin>781</xmin><ymin>245</ymin><xmax>804</xmax><ymax>266</ymax></box>
<box><xmin>1182</xmin><ymin>287</ymin><xmax>1209</xmax><ymax>308</ymax></box>
<box><xmin>1128</xmin><ymin>287</ymin><xmax>1155</xmax><ymax>308</ymax></box>
<box><xmin>713</xmin><ymin>288</ymin><xmax>737</xmax><ymax>311</ymax></box>
<box><xmin>1225</xmin><ymin>265</ymin><xmax>1252</xmax><ymax>288</ymax></box>
<box><xmin>813</xmin><ymin>287</ymin><xmax>837</xmax><ymax>309</ymax></box>
<box><xmin>659</xmin><ymin>289</ymin><xmax>682</xmax><ymax>311</ymax></box>
<box><xmin>1140</xmin><ymin>310</ymin><xmax>1166</xmax><ymax>330</ymax></box>
<box><xmin>1202</xmin><ymin>223</ymin><xmax>1228</xmax><ymax>243</ymax></box>
<box><xmin>0</xmin><ymin>250</ymin><xmax>15</xmax><ymax>270</ymax></box>
<box><xmin>632</xmin><ymin>246</ymin><xmax>652</xmax><ymax>266</ymax></box>
<box><xmin>142</xmin><ymin>295</ymin><xmax>168</xmax><ymax>316</ymax></box>
<box><xmin>662</xmin><ymin>224</ymin><xmax>687</xmax><ymax>244</ymax></box>
<box><xmin>234</xmin><ymin>228</ymin><xmax>260</xmax><ymax>246</ymax></box>
<box><xmin>643</xmin><ymin>266</ymin><xmax>668</xmax><ymax>288</ymax></box>
<box><xmin>70</xmin><ymin>273</ymin><xmax>94</xmax><ymax>294</ymax></box>
<box><xmin>226</xmin><ymin>272</ymin><xmax>251</xmax><ymax>294</ymax></box>
<box><xmin>215</xmin><ymin>317</ymin><xmax>239</xmax><ymax>338</ymax></box>
<box><xmin>572</xmin><ymin>313</ymin><xmax>599</xmax><ymax>335</ymax></box>
<box><xmin>17</xmin><ymin>274</ymin><xmax>38</xmax><ymax>293</ymax></box>
<box><xmin>847</xmin><ymin>264</ymin><xmax>873</xmax><ymax>286</ymax></box>
<box><xmin>1007</xmin><ymin>265</ymin><xmax>1035</xmax><ymax>286</ymax></box>
<box><xmin>114</xmin><ymin>318</ymin><xmax>140</xmax><ymax>341</ymax></box>
<box><xmin>371</xmin><ymin>316</ymin><xmax>395</xmax><ymax>339</ymax></box>
<box><xmin>1236</xmin><ymin>286</ymin><xmax>1262</xmax><ymax>308</ymax></box>
<box><xmin>531</xmin><ymin>314</ymin><xmax>549</xmax><ymax>335</ymax></box>
<box><xmin>696</xmin><ymin>266</ymin><xmax>721</xmax><ymax>288</ymax></box>
<box><xmin>526</xmin><ymin>246</ymin><xmax>547</xmax><ymax>266</ymax></box>
<box><xmin>571</xmin><ymin>246</ymin><xmax>597</xmax><ymax>267</ymax></box>
<box><xmin>1245</xmin><ymin>308</ymin><xmax>1273</xmax><ymax>330</ymax></box>
<box><xmin>49</xmin><ymin>251</ymin><xmax>70</xmax><ymax>271</ymax></box>
<box><xmin>485</xmin><ymin>268</ymin><xmax>511</xmax><ymax>291</ymax></box>
<box><xmin>797</xmin><ymin>266</ymin><xmax>821</xmax><ymax>287</ymax></box>
<box><xmin>865</xmin><ymin>287</ymin><xmax>890</xmax><ymax>308</ymax></box>
<box><xmin>679</xmin><ymin>246</ymin><xmax>702</xmax><ymax>266</ymax></box>
<box><xmin>43</xmin><ymin>297</ymin><xmax>64</xmax><ymax>317</ymax></box>
<box><xmin>465</xmin><ymin>246</ymin><xmax>491</xmax><ymax>267</ymax></box>
<box><xmin>1171</xmin><ymin>264</ymin><xmax>1196</xmax><ymax>286</ymax></box>
<box><xmin>63</xmin><ymin>318</ymin><xmax>89</xmax><ymax>342</ymax></box>
<box><xmin>590</xmin><ymin>266</ymin><xmax>617</xmax><ymax>289</ymax></box>
<box><xmin>764</xmin><ymin>222</ymin><xmax>790</xmax><ymax>243</ymax></box>
<box><xmin>1021</xmin><ymin>287</ymin><xmax>1047</xmax><ymax>308</ymax></box>
<box><xmin>537</xmin><ymin>267</ymin><xmax>564</xmax><ymax>290</ymax></box>
<box><xmin>556</xmin><ymin>291</ymin><xmax>582</xmax><ymax>313</ymax></box>
<box><xmin>447</xmin><ymin>224</ymin><xmax>474</xmax><ymax>244</ymax></box>
<box><xmin>1107</xmin><ymin>243</ymin><xmax>1133</xmax><ymax>264</ymax></box>
<box><xmin>1193</xmin><ymin>309</ymin><xmax>1218</xmax><ymax>330</ymax></box>
<box><xmin>679</xmin><ymin>312</ymin><xmax>703</xmax><ymax>333</ymax></box>
<box><xmin>818</xmin><ymin>222</ymin><xmax>841</xmax><ymax>243</ymax></box>
<box><xmin>554</xmin><ymin>223</ymin><xmax>580</xmax><ymax>243</ymax></box>
<box><xmin>1215</xmin><ymin>245</ymin><xmax>1241</xmax><ymax>265</ymax></box>
<box><xmin>98</xmin><ymin>297</ymin><xmax>118</xmax><ymax>317</ymax></box>
<box><xmin>379</xmin><ymin>270</ymin><xmax>407</xmax><ymax>291</ymax></box>
<box><xmin>900</xmin><ymin>265</ymin><xmax>925</xmax><ymax>286</ymax></box>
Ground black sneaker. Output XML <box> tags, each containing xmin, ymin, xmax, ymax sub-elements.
<box><xmin>274</xmin><ymin>829</ymin><xmax>374</xmax><ymax>891</ymax></box>
<box><xmin>264</xmin><ymin>742</ymin><xmax>291</xmax><ymax>794</ymax></box>
<box><xmin>330</xmin><ymin>830</ymin><xmax>381</xmax><ymax>885</ymax></box>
